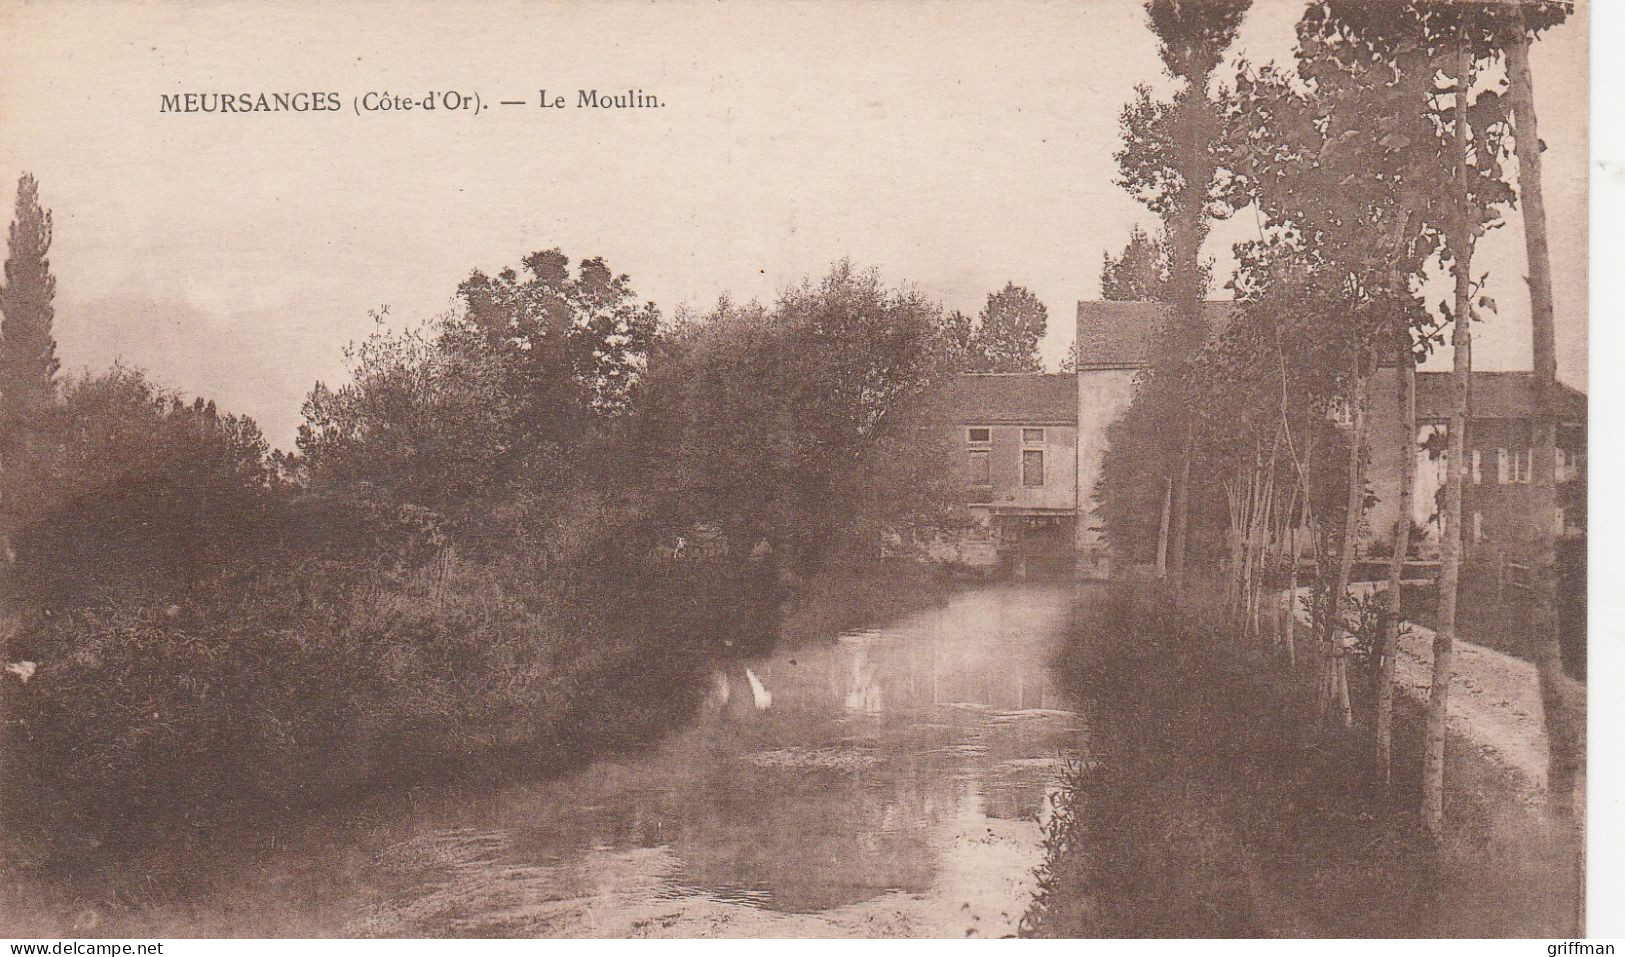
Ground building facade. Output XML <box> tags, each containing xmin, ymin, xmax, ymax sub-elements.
<box><xmin>1365</xmin><ymin>369</ymin><xmax>1587</xmax><ymax>560</ymax></box>
<box><xmin>931</xmin><ymin>373</ymin><xmax>1078</xmax><ymax>571</ymax></box>
<box><xmin>924</xmin><ymin>301</ymin><xmax>1585</xmax><ymax>577</ymax></box>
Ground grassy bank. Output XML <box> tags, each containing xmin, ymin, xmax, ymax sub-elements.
<box><xmin>1023</xmin><ymin>582</ymin><xmax>1582</xmax><ymax>938</ymax></box>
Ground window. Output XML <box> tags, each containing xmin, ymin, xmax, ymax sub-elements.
<box><xmin>1022</xmin><ymin>427</ymin><xmax>1045</xmax><ymax>445</ymax></box>
<box><xmin>1472</xmin><ymin>511</ymin><xmax>1484</xmax><ymax>544</ymax></box>
<box><xmin>967</xmin><ymin>449</ymin><xmax>990</xmax><ymax>487</ymax></box>
<box><xmin>1471</xmin><ymin>450</ymin><xmax>1482</xmax><ymax>484</ymax></box>
<box><xmin>1558</xmin><ymin>448</ymin><xmax>1579</xmax><ymax>482</ymax></box>
<box><xmin>1504</xmin><ymin>448</ymin><xmax>1532</xmax><ymax>484</ymax></box>
<box><xmin>1329</xmin><ymin>399</ymin><xmax>1352</xmax><ymax>427</ymax></box>
<box><xmin>1022</xmin><ymin>449</ymin><xmax>1044</xmax><ymax>488</ymax></box>
<box><xmin>1555</xmin><ymin>507</ymin><xmax>1566</xmax><ymax>536</ymax></box>
<box><xmin>966</xmin><ymin>427</ymin><xmax>991</xmax><ymax>445</ymax></box>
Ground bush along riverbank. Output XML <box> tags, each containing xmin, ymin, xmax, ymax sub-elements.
<box><xmin>1022</xmin><ymin>582</ymin><xmax>1582</xmax><ymax>938</ymax></box>
<box><xmin>0</xmin><ymin>553</ymin><xmax>724</xmax><ymax>871</ymax></box>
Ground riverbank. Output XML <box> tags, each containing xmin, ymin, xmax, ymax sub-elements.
<box><xmin>5</xmin><ymin>576</ymin><xmax>1062</xmax><ymax>939</ymax></box>
<box><xmin>1023</xmin><ymin>582</ymin><xmax>1582</xmax><ymax>938</ymax></box>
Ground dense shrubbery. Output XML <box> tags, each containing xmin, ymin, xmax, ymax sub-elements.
<box><xmin>0</xmin><ymin>249</ymin><xmax>968</xmax><ymax>870</ymax></box>
<box><xmin>14</xmin><ymin>366</ymin><xmax>282</xmax><ymax>606</ymax></box>
<box><xmin>3</xmin><ymin>546</ymin><xmax>770</xmax><ymax>866</ymax></box>
<box><xmin>1022</xmin><ymin>582</ymin><xmax>1582</xmax><ymax>938</ymax></box>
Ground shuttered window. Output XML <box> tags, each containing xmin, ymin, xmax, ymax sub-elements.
<box><xmin>1022</xmin><ymin>450</ymin><xmax>1044</xmax><ymax>488</ymax></box>
<box><xmin>1506</xmin><ymin>448</ymin><xmax>1532</xmax><ymax>483</ymax></box>
<box><xmin>968</xmin><ymin>450</ymin><xmax>990</xmax><ymax>487</ymax></box>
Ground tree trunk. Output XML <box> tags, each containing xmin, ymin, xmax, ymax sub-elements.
<box><xmin>1156</xmin><ymin>474</ymin><xmax>1172</xmax><ymax>578</ymax></box>
<box><xmin>1506</xmin><ymin>10</ymin><xmax>1581</xmax><ymax>819</ymax></box>
<box><xmin>1423</xmin><ymin>38</ymin><xmax>1474</xmax><ymax>842</ymax></box>
<box><xmin>1378</xmin><ymin>332</ymin><xmax>1417</xmax><ymax>786</ymax></box>
<box><xmin>1164</xmin><ymin>83</ymin><xmax>1214</xmax><ymax>608</ymax></box>
<box><xmin>0</xmin><ymin>531</ymin><xmax>14</xmax><ymax>643</ymax></box>
<box><xmin>1227</xmin><ymin>465</ymin><xmax>1249</xmax><ymax>626</ymax></box>
<box><xmin>1248</xmin><ymin>435</ymin><xmax>1279</xmax><ymax>642</ymax></box>
<box><xmin>1169</xmin><ymin>427</ymin><xmax>1194</xmax><ymax>600</ymax></box>
<box><xmin>1280</xmin><ymin>481</ymin><xmax>1301</xmax><ymax>662</ymax></box>
<box><xmin>0</xmin><ymin>431</ymin><xmax>23</xmax><ymax>645</ymax></box>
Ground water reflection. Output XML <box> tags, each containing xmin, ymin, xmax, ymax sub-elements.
<box><xmin>50</xmin><ymin>582</ymin><xmax>1089</xmax><ymax>938</ymax></box>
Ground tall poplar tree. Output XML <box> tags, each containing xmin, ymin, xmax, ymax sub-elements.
<box><xmin>1503</xmin><ymin>0</ymin><xmax>1581</xmax><ymax>820</ymax></box>
<box><xmin>0</xmin><ymin>174</ymin><xmax>61</xmax><ymax>620</ymax></box>
<box><xmin>0</xmin><ymin>175</ymin><xmax>59</xmax><ymax>422</ymax></box>
<box><xmin>1115</xmin><ymin>0</ymin><xmax>1251</xmax><ymax>597</ymax></box>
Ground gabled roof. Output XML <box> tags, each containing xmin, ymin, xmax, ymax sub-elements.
<box><xmin>931</xmin><ymin>373</ymin><xmax>1078</xmax><ymax>425</ymax></box>
<box><xmin>1074</xmin><ymin>300</ymin><xmax>1241</xmax><ymax>370</ymax></box>
<box><xmin>1414</xmin><ymin>371</ymin><xmax>1587</xmax><ymax>422</ymax></box>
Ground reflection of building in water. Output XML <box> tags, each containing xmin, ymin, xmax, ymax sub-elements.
<box><xmin>705</xmin><ymin>666</ymin><xmax>778</xmax><ymax>720</ymax></box>
<box><xmin>520</xmin><ymin>586</ymin><xmax>1085</xmax><ymax>921</ymax></box>
<box><xmin>844</xmin><ymin>644</ymin><xmax>883</xmax><ymax>713</ymax></box>
<box><xmin>751</xmin><ymin>591</ymin><xmax>1075</xmax><ymax>717</ymax></box>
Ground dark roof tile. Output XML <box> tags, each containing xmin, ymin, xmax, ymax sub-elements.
<box><xmin>1414</xmin><ymin>370</ymin><xmax>1586</xmax><ymax>421</ymax></box>
<box><xmin>931</xmin><ymin>373</ymin><xmax>1078</xmax><ymax>424</ymax></box>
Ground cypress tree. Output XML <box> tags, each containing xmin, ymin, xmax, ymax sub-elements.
<box><xmin>1</xmin><ymin>174</ymin><xmax>60</xmax><ymax>420</ymax></box>
<box><xmin>0</xmin><ymin>173</ymin><xmax>60</xmax><ymax>606</ymax></box>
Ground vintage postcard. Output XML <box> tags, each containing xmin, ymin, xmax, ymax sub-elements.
<box><xmin>0</xmin><ymin>0</ymin><xmax>1598</xmax><ymax>943</ymax></box>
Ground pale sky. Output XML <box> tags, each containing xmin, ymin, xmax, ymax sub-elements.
<box><xmin>0</xmin><ymin>0</ymin><xmax>1589</xmax><ymax>448</ymax></box>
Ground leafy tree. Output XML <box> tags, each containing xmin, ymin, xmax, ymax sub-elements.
<box><xmin>941</xmin><ymin>309</ymin><xmax>976</xmax><ymax>369</ymax></box>
<box><xmin>964</xmin><ymin>283</ymin><xmax>1047</xmax><ymax>373</ymax></box>
<box><xmin>1119</xmin><ymin>0</ymin><xmax>1250</xmax><ymax>329</ymax></box>
<box><xmin>1305</xmin><ymin>0</ymin><xmax>1565</xmax><ymax>840</ymax></box>
<box><xmin>640</xmin><ymin>262</ymin><xmax>960</xmax><ymax>569</ymax></box>
<box><xmin>1270</xmin><ymin>0</ymin><xmax>1451</xmax><ymax>786</ymax></box>
<box><xmin>298</xmin><ymin>311</ymin><xmax>521</xmax><ymax>514</ymax></box>
<box><xmin>1221</xmin><ymin>0</ymin><xmax>1568</xmax><ymax>833</ymax></box>
<box><xmin>1223</xmin><ymin>0</ymin><xmax>1452</xmax><ymax>734</ymax></box>
<box><xmin>299</xmin><ymin>251</ymin><xmax>661</xmax><ymax>520</ymax></box>
<box><xmin>1101</xmin><ymin>224</ymin><xmax>1183</xmax><ymax>303</ymax></box>
<box><xmin>17</xmin><ymin>365</ymin><xmax>277</xmax><ymax>606</ymax></box>
<box><xmin>454</xmin><ymin>250</ymin><xmax>659</xmax><ymax>423</ymax></box>
<box><xmin>1059</xmin><ymin>342</ymin><xmax>1079</xmax><ymax>375</ymax></box>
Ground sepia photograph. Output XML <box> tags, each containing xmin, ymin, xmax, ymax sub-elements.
<box><xmin>0</xmin><ymin>0</ymin><xmax>1603</xmax><ymax>943</ymax></box>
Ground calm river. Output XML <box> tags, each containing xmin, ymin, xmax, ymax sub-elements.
<box><xmin>38</xmin><ymin>582</ymin><xmax>1089</xmax><ymax>938</ymax></box>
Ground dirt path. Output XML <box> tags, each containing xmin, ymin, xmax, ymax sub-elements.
<box><xmin>1292</xmin><ymin>584</ymin><xmax>1582</xmax><ymax>798</ymax></box>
